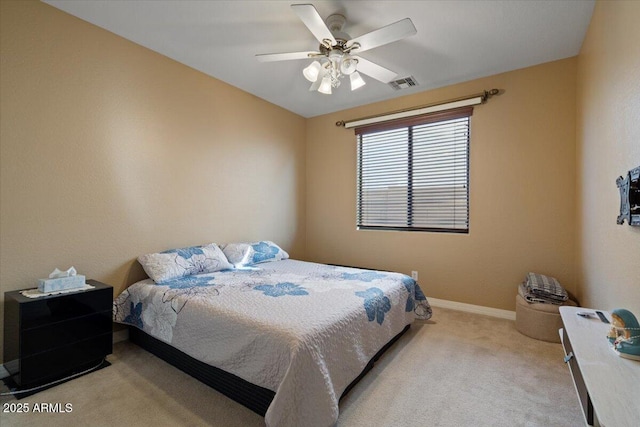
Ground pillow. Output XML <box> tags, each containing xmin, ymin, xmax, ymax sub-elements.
<box><xmin>138</xmin><ymin>243</ymin><xmax>233</xmax><ymax>284</ymax></box>
<box><xmin>221</xmin><ymin>241</ymin><xmax>289</xmax><ymax>267</ymax></box>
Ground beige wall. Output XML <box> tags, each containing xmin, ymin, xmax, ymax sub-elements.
<box><xmin>2</xmin><ymin>0</ymin><xmax>638</xmax><ymax>367</ymax></box>
<box><xmin>306</xmin><ymin>59</ymin><xmax>578</xmax><ymax>311</ymax></box>
<box><xmin>0</xmin><ymin>1</ymin><xmax>306</xmax><ymax>359</ymax></box>
<box><xmin>576</xmin><ymin>1</ymin><xmax>640</xmax><ymax>315</ymax></box>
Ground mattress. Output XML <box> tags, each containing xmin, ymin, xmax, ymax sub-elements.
<box><xmin>113</xmin><ymin>259</ymin><xmax>431</xmax><ymax>427</ymax></box>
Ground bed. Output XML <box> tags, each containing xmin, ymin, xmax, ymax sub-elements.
<box><xmin>113</xmin><ymin>250</ymin><xmax>431</xmax><ymax>427</ymax></box>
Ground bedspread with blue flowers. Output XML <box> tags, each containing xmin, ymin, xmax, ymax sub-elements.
<box><xmin>113</xmin><ymin>259</ymin><xmax>431</xmax><ymax>427</ymax></box>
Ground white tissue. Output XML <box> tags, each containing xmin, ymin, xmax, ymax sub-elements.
<box><xmin>49</xmin><ymin>266</ymin><xmax>77</xmax><ymax>279</ymax></box>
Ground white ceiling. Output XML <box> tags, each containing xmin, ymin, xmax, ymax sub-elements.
<box><xmin>44</xmin><ymin>1</ymin><xmax>595</xmax><ymax>118</ymax></box>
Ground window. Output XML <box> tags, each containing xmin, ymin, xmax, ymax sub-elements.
<box><xmin>356</xmin><ymin>107</ymin><xmax>472</xmax><ymax>233</ymax></box>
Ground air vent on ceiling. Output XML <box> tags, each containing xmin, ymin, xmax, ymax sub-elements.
<box><xmin>388</xmin><ymin>76</ymin><xmax>419</xmax><ymax>90</ymax></box>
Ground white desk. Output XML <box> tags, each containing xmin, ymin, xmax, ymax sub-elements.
<box><xmin>560</xmin><ymin>306</ymin><xmax>640</xmax><ymax>426</ymax></box>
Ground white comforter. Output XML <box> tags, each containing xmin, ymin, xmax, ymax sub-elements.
<box><xmin>113</xmin><ymin>260</ymin><xmax>431</xmax><ymax>427</ymax></box>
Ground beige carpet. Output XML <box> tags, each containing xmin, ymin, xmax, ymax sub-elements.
<box><xmin>0</xmin><ymin>307</ymin><xmax>584</xmax><ymax>427</ymax></box>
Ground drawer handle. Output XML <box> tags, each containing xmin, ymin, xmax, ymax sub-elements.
<box><xmin>564</xmin><ymin>352</ymin><xmax>574</xmax><ymax>363</ymax></box>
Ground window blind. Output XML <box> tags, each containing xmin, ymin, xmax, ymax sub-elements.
<box><xmin>357</xmin><ymin>107</ymin><xmax>472</xmax><ymax>233</ymax></box>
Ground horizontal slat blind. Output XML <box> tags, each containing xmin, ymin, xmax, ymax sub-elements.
<box><xmin>357</xmin><ymin>107</ymin><xmax>471</xmax><ymax>233</ymax></box>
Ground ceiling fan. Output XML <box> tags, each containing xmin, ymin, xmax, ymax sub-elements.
<box><xmin>256</xmin><ymin>4</ymin><xmax>417</xmax><ymax>95</ymax></box>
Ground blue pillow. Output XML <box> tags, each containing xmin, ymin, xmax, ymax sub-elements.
<box><xmin>138</xmin><ymin>243</ymin><xmax>233</xmax><ymax>283</ymax></box>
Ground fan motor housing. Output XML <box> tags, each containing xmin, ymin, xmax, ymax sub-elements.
<box><xmin>320</xmin><ymin>39</ymin><xmax>349</xmax><ymax>55</ymax></box>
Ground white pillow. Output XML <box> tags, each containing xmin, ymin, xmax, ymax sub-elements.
<box><xmin>221</xmin><ymin>241</ymin><xmax>289</xmax><ymax>267</ymax></box>
<box><xmin>138</xmin><ymin>243</ymin><xmax>233</xmax><ymax>284</ymax></box>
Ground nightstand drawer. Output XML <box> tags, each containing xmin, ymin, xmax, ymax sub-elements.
<box><xmin>20</xmin><ymin>286</ymin><xmax>112</xmax><ymax>329</ymax></box>
<box><xmin>21</xmin><ymin>311</ymin><xmax>112</xmax><ymax>357</ymax></box>
<box><xmin>18</xmin><ymin>333</ymin><xmax>112</xmax><ymax>387</ymax></box>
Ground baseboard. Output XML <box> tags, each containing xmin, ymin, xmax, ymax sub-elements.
<box><xmin>428</xmin><ymin>297</ymin><xmax>516</xmax><ymax>320</ymax></box>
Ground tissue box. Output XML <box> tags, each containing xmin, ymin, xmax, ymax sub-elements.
<box><xmin>38</xmin><ymin>275</ymin><xmax>86</xmax><ymax>293</ymax></box>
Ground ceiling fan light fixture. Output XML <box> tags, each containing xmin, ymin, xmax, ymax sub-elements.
<box><xmin>308</xmin><ymin>67</ymin><xmax>327</xmax><ymax>91</ymax></box>
<box><xmin>340</xmin><ymin>56</ymin><xmax>358</xmax><ymax>75</ymax></box>
<box><xmin>328</xmin><ymin>49</ymin><xmax>342</xmax><ymax>61</ymax></box>
<box><xmin>303</xmin><ymin>60</ymin><xmax>322</xmax><ymax>82</ymax></box>
<box><xmin>318</xmin><ymin>75</ymin><xmax>332</xmax><ymax>94</ymax></box>
<box><xmin>350</xmin><ymin>71</ymin><xmax>366</xmax><ymax>90</ymax></box>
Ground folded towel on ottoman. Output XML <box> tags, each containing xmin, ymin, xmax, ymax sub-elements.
<box><xmin>520</xmin><ymin>272</ymin><xmax>568</xmax><ymax>305</ymax></box>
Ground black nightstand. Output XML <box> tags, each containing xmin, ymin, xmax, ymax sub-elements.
<box><xmin>3</xmin><ymin>280</ymin><xmax>113</xmax><ymax>396</ymax></box>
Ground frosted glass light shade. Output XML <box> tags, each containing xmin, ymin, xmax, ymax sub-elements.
<box><xmin>350</xmin><ymin>72</ymin><xmax>366</xmax><ymax>90</ymax></box>
<box><xmin>318</xmin><ymin>75</ymin><xmax>332</xmax><ymax>94</ymax></box>
<box><xmin>303</xmin><ymin>61</ymin><xmax>322</xmax><ymax>82</ymax></box>
<box><xmin>340</xmin><ymin>56</ymin><xmax>358</xmax><ymax>75</ymax></box>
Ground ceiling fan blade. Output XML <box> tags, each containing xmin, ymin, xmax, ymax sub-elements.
<box><xmin>348</xmin><ymin>18</ymin><xmax>416</xmax><ymax>53</ymax></box>
<box><xmin>256</xmin><ymin>51</ymin><xmax>320</xmax><ymax>62</ymax></box>
<box><xmin>354</xmin><ymin>56</ymin><xmax>398</xmax><ymax>83</ymax></box>
<box><xmin>291</xmin><ymin>4</ymin><xmax>336</xmax><ymax>46</ymax></box>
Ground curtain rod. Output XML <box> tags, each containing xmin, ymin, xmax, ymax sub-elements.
<box><xmin>335</xmin><ymin>88</ymin><xmax>500</xmax><ymax>128</ymax></box>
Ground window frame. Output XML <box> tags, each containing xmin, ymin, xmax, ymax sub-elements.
<box><xmin>356</xmin><ymin>106</ymin><xmax>472</xmax><ymax>234</ymax></box>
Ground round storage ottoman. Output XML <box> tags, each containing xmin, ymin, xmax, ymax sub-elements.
<box><xmin>515</xmin><ymin>294</ymin><xmax>577</xmax><ymax>343</ymax></box>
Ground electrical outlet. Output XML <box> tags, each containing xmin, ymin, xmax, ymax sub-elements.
<box><xmin>411</xmin><ymin>271</ymin><xmax>418</xmax><ymax>281</ymax></box>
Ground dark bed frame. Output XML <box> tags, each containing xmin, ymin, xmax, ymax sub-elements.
<box><xmin>129</xmin><ymin>324</ymin><xmax>410</xmax><ymax>416</ymax></box>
